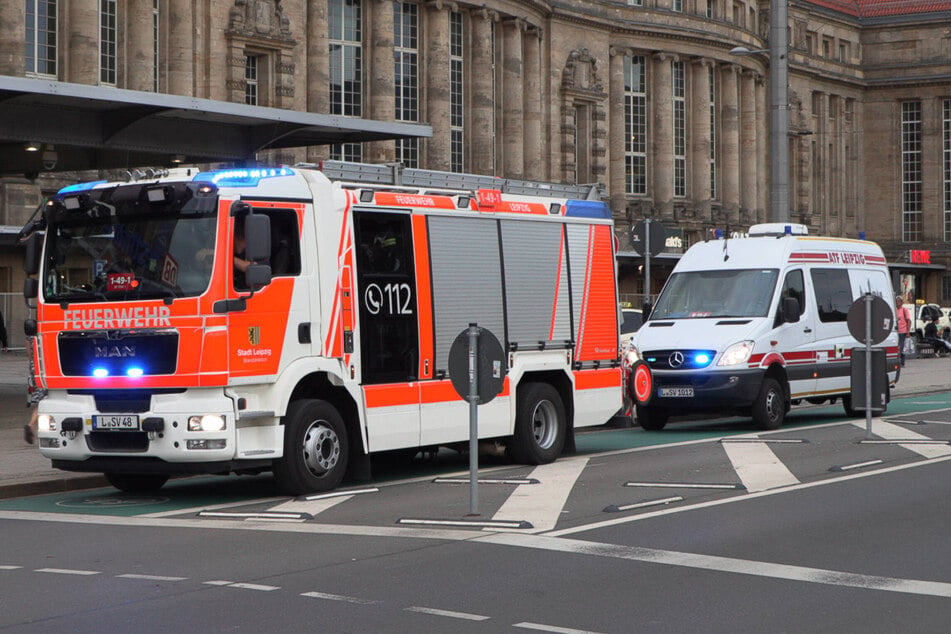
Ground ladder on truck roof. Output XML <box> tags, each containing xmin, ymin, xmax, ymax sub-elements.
<box><xmin>305</xmin><ymin>160</ymin><xmax>605</xmax><ymax>201</ymax></box>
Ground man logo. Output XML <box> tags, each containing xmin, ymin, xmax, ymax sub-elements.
<box><xmin>248</xmin><ymin>326</ymin><xmax>260</xmax><ymax>346</ymax></box>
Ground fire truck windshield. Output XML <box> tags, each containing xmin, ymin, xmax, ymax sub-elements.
<box><xmin>43</xmin><ymin>209</ymin><xmax>218</xmax><ymax>303</ymax></box>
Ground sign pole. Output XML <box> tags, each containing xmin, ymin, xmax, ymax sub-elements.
<box><xmin>467</xmin><ymin>323</ymin><xmax>480</xmax><ymax>515</ymax></box>
<box><xmin>644</xmin><ymin>219</ymin><xmax>652</xmax><ymax>309</ymax></box>
<box><xmin>864</xmin><ymin>294</ymin><xmax>873</xmax><ymax>440</ymax></box>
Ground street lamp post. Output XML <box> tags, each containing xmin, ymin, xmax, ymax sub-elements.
<box><xmin>730</xmin><ymin>0</ymin><xmax>790</xmax><ymax>224</ymax></box>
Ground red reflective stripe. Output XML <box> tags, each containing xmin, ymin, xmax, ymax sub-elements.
<box><xmin>574</xmin><ymin>368</ymin><xmax>622</xmax><ymax>390</ymax></box>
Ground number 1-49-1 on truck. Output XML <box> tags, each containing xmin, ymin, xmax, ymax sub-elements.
<box><xmin>21</xmin><ymin>163</ymin><xmax>623</xmax><ymax>494</ymax></box>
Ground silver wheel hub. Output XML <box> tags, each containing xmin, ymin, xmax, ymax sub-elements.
<box><xmin>301</xmin><ymin>420</ymin><xmax>340</xmax><ymax>477</ymax></box>
<box><xmin>531</xmin><ymin>400</ymin><xmax>557</xmax><ymax>449</ymax></box>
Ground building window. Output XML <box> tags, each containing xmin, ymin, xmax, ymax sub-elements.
<box><xmin>26</xmin><ymin>0</ymin><xmax>57</xmax><ymax>77</ymax></box>
<box><xmin>902</xmin><ymin>101</ymin><xmax>923</xmax><ymax>242</ymax></box>
<box><xmin>627</xmin><ymin>0</ymin><xmax>643</xmax><ymax>6</ymax></box>
<box><xmin>707</xmin><ymin>0</ymin><xmax>716</xmax><ymax>18</ymax></box>
<box><xmin>99</xmin><ymin>0</ymin><xmax>116</xmax><ymax>85</ymax></box>
<box><xmin>673</xmin><ymin>61</ymin><xmax>686</xmax><ymax>198</ymax></box>
<box><xmin>449</xmin><ymin>11</ymin><xmax>464</xmax><ymax>173</ymax></box>
<box><xmin>153</xmin><ymin>0</ymin><xmax>160</xmax><ymax>91</ymax></box>
<box><xmin>624</xmin><ymin>55</ymin><xmax>648</xmax><ymax>196</ymax></box>
<box><xmin>394</xmin><ymin>2</ymin><xmax>418</xmax><ymax>168</ymax></box>
<box><xmin>838</xmin><ymin>41</ymin><xmax>849</xmax><ymax>63</ymax></box>
<box><xmin>944</xmin><ymin>99</ymin><xmax>951</xmax><ymax>241</ymax></box>
<box><xmin>673</xmin><ymin>0</ymin><xmax>683</xmax><ymax>11</ymax></box>
<box><xmin>942</xmin><ymin>275</ymin><xmax>951</xmax><ymax>303</ymax></box>
<box><xmin>329</xmin><ymin>0</ymin><xmax>363</xmax><ymax>161</ymax></box>
<box><xmin>709</xmin><ymin>65</ymin><xmax>717</xmax><ymax>200</ymax></box>
<box><xmin>245</xmin><ymin>55</ymin><xmax>258</xmax><ymax>105</ymax></box>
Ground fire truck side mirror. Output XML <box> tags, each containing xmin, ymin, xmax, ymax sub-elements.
<box><xmin>244</xmin><ymin>214</ymin><xmax>271</xmax><ymax>262</ymax></box>
<box><xmin>23</xmin><ymin>232</ymin><xmax>42</xmax><ymax>275</ymax></box>
<box><xmin>246</xmin><ymin>263</ymin><xmax>272</xmax><ymax>290</ymax></box>
<box><xmin>23</xmin><ymin>277</ymin><xmax>38</xmax><ymax>300</ymax></box>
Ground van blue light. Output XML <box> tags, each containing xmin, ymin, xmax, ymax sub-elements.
<box><xmin>565</xmin><ymin>200</ymin><xmax>611</xmax><ymax>219</ymax></box>
<box><xmin>694</xmin><ymin>353</ymin><xmax>711</xmax><ymax>365</ymax></box>
<box><xmin>193</xmin><ymin>167</ymin><xmax>291</xmax><ymax>187</ymax></box>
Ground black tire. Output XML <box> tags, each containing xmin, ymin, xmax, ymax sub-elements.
<box><xmin>635</xmin><ymin>405</ymin><xmax>668</xmax><ymax>430</ymax></box>
<box><xmin>805</xmin><ymin>397</ymin><xmax>827</xmax><ymax>405</ymax></box>
<box><xmin>752</xmin><ymin>378</ymin><xmax>785</xmax><ymax>430</ymax></box>
<box><xmin>105</xmin><ymin>472</ymin><xmax>169</xmax><ymax>493</ymax></box>
<box><xmin>509</xmin><ymin>383</ymin><xmax>566</xmax><ymax>465</ymax></box>
<box><xmin>273</xmin><ymin>399</ymin><xmax>349</xmax><ymax>495</ymax></box>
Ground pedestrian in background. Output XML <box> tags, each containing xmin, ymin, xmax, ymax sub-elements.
<box><xmin>896</xmin><ymin>295</ymin><xmax>910</xmax><ymax>367</ymax></box>
<box><xmin>0</xmin><ymin>308</ymin><xmax>8</xmax><ymax>352</ymax></box>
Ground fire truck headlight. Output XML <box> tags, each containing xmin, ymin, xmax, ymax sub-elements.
<box><xmin>188</xmin><ymin>415</ymin><xmax>226</xmax><ymax>432</ymax></box>
<box><xmin>718</xmin><ymin>341</ymin><xmax>754</xmax><ymax>367</ymax></box>
<box><xmin>38</xmin><ymin>414</ymin><xmax>56</xmax><ymax>432</ymax></box>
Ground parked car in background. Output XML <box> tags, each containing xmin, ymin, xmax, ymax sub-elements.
<box><xmin>620</xmin><ymin>306</ymin><xmax>644</xmax><ymax>343</ymax></box>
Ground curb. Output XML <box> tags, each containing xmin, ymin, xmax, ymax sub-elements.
<box><xmin>0</xmin><ymin>475</ymin><xmax>109</xmax><ymax>500</ymax></box>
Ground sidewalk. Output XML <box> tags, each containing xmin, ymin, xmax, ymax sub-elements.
<box><xmin>1</xmin><ymin>352</ymin><xmax>949</xmax><ymax>500</ymax></box>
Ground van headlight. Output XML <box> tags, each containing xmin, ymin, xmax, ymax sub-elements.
<box><xmin>718</xmin><ymin>341</ymin><xmax>754</xmax><ymax>366</ymax></box>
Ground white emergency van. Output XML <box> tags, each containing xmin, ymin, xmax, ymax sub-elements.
<box><xmin>626</xmin><ymin>223</ymin><xmax>899</xmax><ymax>430</ymax></box>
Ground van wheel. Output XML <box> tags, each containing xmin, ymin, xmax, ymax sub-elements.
<box><xmin>636</xmin><ymin>406</ymin><xmax>668</xmax><ymax>430</ymax></box>
<box><xmin>752</xmin><ymin>378</ymin><xmax>785</xmax><ymax>430</ymax></box>
<box><xmin>105</xmin><ymin>473</ymin><xmax>169</xmax><ymax>493</ymax></box>
<box><xmin>509</xmin><ymin>383</ymin><xmax>566</xmax><ymax>465</ymax></box>
<box><xmin>273</xmin><ymin>399</ymin><xmax>349</xmax><ymax>495</ymax></box>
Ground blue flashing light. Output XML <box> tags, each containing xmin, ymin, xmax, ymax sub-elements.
<box><xmin>92</xmin><ymin>368</ymin><xmax>109</xmax><ymax>378</ymax></box>
<box><xmin>784</xmin><ymin>224</ymin><xmax>792</xmax><ymax>235</ymax></box>
<box><xmin>694</xmin><ymin>353</ymin><xmax>710</xmax><ymax>365</ymax></box>
<box><xmin>858</xmin><ymin>231</ymin><xmax>866</xmax><ymax>240</ymax></box>
<box><xmin>57</xmin><ymin>181</ymin><xmax>107</xmax><ymax>196</ymax></box>
<box><xmin>126</xmin><ymin>367</ymin><xmax>144</xmax><ymax>378</ymax></box>
<box><xmin>564</xmin><ymin>200</ymin><xmax>611</xmax><ymax>219</ymax></box>
<box><xmin>193</xmin><ymin>167</ymin><xmax>291</xmax><ymax>188</ymax></box>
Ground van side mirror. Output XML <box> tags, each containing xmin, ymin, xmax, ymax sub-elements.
<box><xmin>782</xmin><ymin>297</ymin><xmax>801</xmax><ymax>324</ymax></box>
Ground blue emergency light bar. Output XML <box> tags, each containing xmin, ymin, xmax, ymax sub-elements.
<box><xmin>564</xmin><ymin>200</ymin><xmax>611</xmax><ymax>219</ymax></box>
<box><xmin>193</xmin><ymin>167</ymin><xmax>291</xmax><ymax>188</ymax></box>
<box><xmin>57</xmin><ymin>181</ymin><xmax>107</xmax><ymax>196</ymax></box>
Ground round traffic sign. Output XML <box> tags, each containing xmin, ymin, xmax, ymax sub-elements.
<box><xmin>630</xmin><ymin>220</ymin><xmax>667</xmax><ymax>257</ymax></box>
<box><xmin>448</xmin><ymin>326</ymin><xmax>507</xmax><ymax>404</ymax></box>
<box><xmin>846</xmin><ymin>295</ymin><xmax>894</xmax><ymax>345</ymax></box>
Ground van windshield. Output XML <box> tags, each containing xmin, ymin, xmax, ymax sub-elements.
<box><xmin>651</xmin><ymin>269</ymin><xmax>779</xmax><ymax>319</ymax></box>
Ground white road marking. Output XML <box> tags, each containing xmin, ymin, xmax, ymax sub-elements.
<box><xmin>854</xmin><ymin>419</ymin><xmax>951</xmax><ymax>459</ymax></box>
<box><xmin>203</xmin><ymin>580</ymin><xmax>233</xmax><ymax>586</ymax></box>
<box><xmin>229</xmin><ymin>582</ymin><xmax>280</xmax><ymax>591</ymax></box>
<box><xmin>482</xmin><ymin>533</ymin><xmax>951</xmax><ymax>600</ymax></box>
<box><xmin>721</xmin><ymin>437</ymin><xmax>800</xmax><ymax>492</ymax></box>
<box><xmin>405</xmin><ymin>606</ymin><xmax>490</xmax><ymax>621</ymax></box>
<box><xmin>492</xmin><ymin>458</ymin><xmax>588</xmax><ymax>533</ymax></box>
<box><xmin>269</xmin><ymin>495</ymin><xmax>353</xmax><ymax>516</ymax></box>
<box><xmin>830</xmin><ymin>459</ymin><xmax>884</xmax><ymax>472</ymax></box>
<box><xmin>141</xmin><ymin>496</ymin><xmax>285</xmax><ymax>518</ymax></box>
<box><xmin>608</xmin><ymin>497</ymin><xmax>683</xmax><ymax>512</ymax></box>
<box><xmin>35</xmin><ymin>568</ymin><xmax>99</xmax><ymax>576</ymax></box>
<box><xmin>514</xmin><ymin>622</ymin><xmax>602</xmax><ymax>634</ymax></box>
<box><xmin>117</xmin><ymin>573</ymin><xmax>188</xmax><ymax>582</ymax></box>
<box><xmin>625</xmin><ymin>482</ymin><xmax>744</xmax><ymax>490</ymax></box>
<box><xmin>301</xmin><ymin>591</ymin><xmax>378</xmax><ymax>605</ymax></box>
<box><xmin>0</xmin><ymin>565</ymin><xmax>23</xmax><ymax>570</ymax></box>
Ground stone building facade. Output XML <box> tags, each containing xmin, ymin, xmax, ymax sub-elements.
<box><xmin>1</xmin><ymin>0</ymin><xmax>951</xmax><ymax>331</ymax></box>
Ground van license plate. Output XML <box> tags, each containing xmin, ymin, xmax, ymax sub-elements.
<box><xmin>659</xmin><ymin>387</ymin><xmax>694</xmax><ymax>398</ymax></box>
<box><xmin>92</xmin><ymin>415</ymin><xmax>140</xmax><ymax>431</ymax></box>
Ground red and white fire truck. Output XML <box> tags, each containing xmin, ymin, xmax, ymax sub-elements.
<box><xmin>22</xmin><ymin>162</ymin><xmax>622</xmax><ymax>494</ymax></box>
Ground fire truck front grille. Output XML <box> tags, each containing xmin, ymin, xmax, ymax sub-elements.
<box><xmin>58</xmin><ymin>331</ymin><xmax>179</xmax><ymax>377</ymax></box>
<box><xmin>86</xmin><ymin>432</ymin><xmax>150</xmax><ymax>452</ymax></box>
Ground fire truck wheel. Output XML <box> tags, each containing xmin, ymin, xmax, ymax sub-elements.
<box><xmin>635</xmin><ymin>405</ymin><xmax>668</xmax><ymax>431</ymax></box>
<box><xmin>752</xmin><ymin>378</ymin><xmax>785</xmax><ymax>430</ymax></box>
<box><xmin>274</xmin><ymin>399</ymin><xmax>349</xmax><ymax>495</ymax></box>
<box><xmin>510</xmin><ymin>383</ymin><xmax>566</xmax><ymax>465</ymax></box>
<box><xmin>104</xmin><ymin>473</ymin><xmax>169</xmax><ymax>493</ymax></box>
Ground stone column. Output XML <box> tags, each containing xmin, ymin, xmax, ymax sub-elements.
<box><xmin>720</xmin><ymin>64</ymin><xmax>740</xmax><ymax>221</ymax></box>
<box><xmin>367</xmin><ymin>0</ymin><xmax>395</xmax><ymax>163</ymax></box>
<box><xmin>501</xmin><ymin>18</ymin><xmax>524</xmax><ymax>178</ymax></box>
<box><xmin>756</xmin><ymin>76</ymin><xmax>768</xmax><ymax>221</ymax></box>
<box><xmin>425</xmin><ymin>1</ymin><xmax>451</xmax><ymax>171</ymax></box>
<box><xmin>306</xmin><ymin>0</ymin><xmax>330</xmax><ymax>161</ymax></box>
<box><xmin>609</xmin><ymin>48</ymin><xmax>628</xmax><ymax>220</ymax></box>
<box><xmin>66</xmin><ymin>2</ymin><xmax>99</xmax><ymax>84</ymax></box>
<box><xmin>0</xmin><ymin>0</ymin><xmax>25</xmax><ymax>75</ymax></box>
<box><xmin>469</xmin><ymin>9</ymin><xmax>496</xmax><ymax>175</ymax></box>
<box><xmin>690</xmin><ymin>59</ymin><xmax>712</xmax><ymax>219</ymax></box>
<box><xmin>167</xmin><ymin>0</ymin><xmax>195</xmax><ymax>95</ymax></box>
<box><xmin>125</xmin><ymin>0</ymin><xmax>155</xmax><ymax>91</ymax></box>
<box><xmin>651</xmin><ymin>53</ymin><xmax>674</xmax><ymax>217</ymax></box>
<box><xmin>523</xmin><ymin>27</ymin><xmax>542</xmax><ymax>181</ymax></box>
<box><xmin>740</xmin><ymin>70</ymin><xmax>758</xmax><ymax>219</ymax></box>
